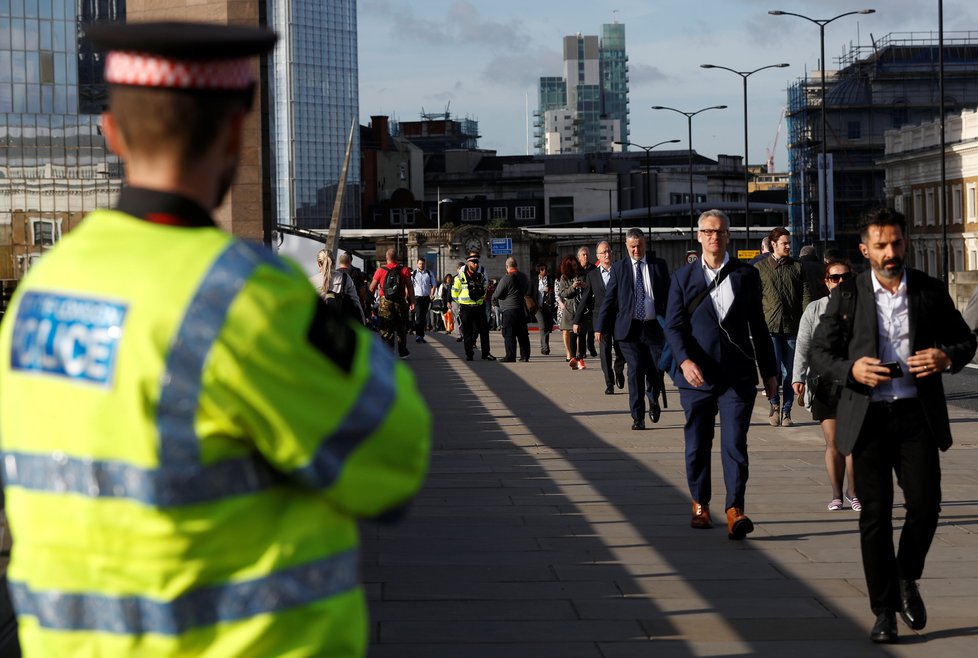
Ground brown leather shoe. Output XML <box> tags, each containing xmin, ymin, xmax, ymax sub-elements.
<box><xmin>690</xmin><ymin>502</ymin><xmax>713</xmax><ymax>529</ymax></box>
<box><xmin>726</xmin><ymin>507</ymin><xmax>754</xmax><ymax>540</ymax></box>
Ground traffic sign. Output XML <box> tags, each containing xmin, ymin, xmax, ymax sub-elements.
<box><xmin>685</xmin><ymin>250</ymin><xmax>699</xmax><ymax>264</ymax></box>
<box><xmin>490</xmin><ymin>237</ymin><xmax>512</xmax><ymax>256</ymax></box>
<box><xmin>738</xmin><ymin>249</ymin><xmax>760</xmax><ymax>260</ymax></box>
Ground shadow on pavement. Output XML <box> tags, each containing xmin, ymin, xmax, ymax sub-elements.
<box><xmin>362</xmin><ymin>333</ymin><xmax>895</xmax><ymax>657</ymax></box>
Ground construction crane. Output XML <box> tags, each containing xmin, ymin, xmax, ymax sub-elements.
<box><xmin>765</xmin><ymin>107</ymin><xmax>786</xmax><ymax>173</ymax></box>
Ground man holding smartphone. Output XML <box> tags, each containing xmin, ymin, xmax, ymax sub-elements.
<box><xmin>811</xmin><ymin>207</ymin><xmax>976</xmax><ymax>645</ymax></box>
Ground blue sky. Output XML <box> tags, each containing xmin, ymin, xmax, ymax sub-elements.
<box><xmin>358</xmin><ymin>0</ymin><xmax>977</xmax><ymax>168</ymax></box>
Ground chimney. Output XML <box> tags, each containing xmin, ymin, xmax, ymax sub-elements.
<box><xmin>371</xmin><ymin>115</ymin><xmax>390</xmax><ymax>150</ymax></box>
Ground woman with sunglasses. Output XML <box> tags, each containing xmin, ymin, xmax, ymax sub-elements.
<box><xmin>792</xmin><ymin>260</ymin><xmax>860</xmax><ymax>512</ymax></box>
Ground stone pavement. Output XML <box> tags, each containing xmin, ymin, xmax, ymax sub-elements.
<box><xmin>363</xmin><ymin>331</ymin><xmax>978</xmax><ymax>657</ymax></box>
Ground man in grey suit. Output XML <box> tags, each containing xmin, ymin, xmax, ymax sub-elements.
<box><xmin>574</xmin><ymin>241</ymin><xmax>625</xmax><ymax>395</ymax></box>
<box><xmin>811</xmin><ymin>207</ymin><xmax>976</xmax><ymax>644</ymax></box>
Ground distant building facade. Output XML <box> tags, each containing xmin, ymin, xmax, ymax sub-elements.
<box><xmin>880</xmin><ymin>108</ymin><xmax>978</xmax><ymax>276</ymax></box>
<box><xmin>785</xmin><ymin>32</ymin><xmax>978</xmax><ymax>250</ymax></box>
<box><xmin>535</xmin><ymin>21</ymin><xmax>629</xmax><ymax>155</ymax></box>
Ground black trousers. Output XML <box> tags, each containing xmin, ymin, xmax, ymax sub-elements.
<box><xmin>618</xmin><ymin>319</ymin><xmax>664</xmax><ymax>421</ymax></box>
<box><xmin>853</xmin><ymin>399</ymin><xmax>941</xmax><ymax>615</ymax></box>
<box><xmin>598</xmin><ymin>333</ymin><xmax>625</xmax><ymax>389</ymax></box>
<box><xmin>501</xmin><ymin>308</ymin><xmax>530</xmax><ymax>360</ymax></box>
<box><xmin>460</xmin><ymin>304</ymin><xmax>491</xmax><ymax>358</ymax></box>
<box><xmin>414</xmin><ymin>296</ymin><xmax>431</xmax><ymax>338</ymax></box>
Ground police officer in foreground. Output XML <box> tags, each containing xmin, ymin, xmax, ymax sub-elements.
<box><xmin>0</xmin><ymin>22</ymin><xmax>431</xmax><ymax>657</ymax></box>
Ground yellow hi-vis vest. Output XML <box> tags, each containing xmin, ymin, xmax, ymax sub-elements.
<box><xmin>451</xmin><ymin>269</ymin><xmax>485</xmax><ymax>306</ymax></box>
<box><xmin>0</xmin><ymin>209</ymin><xmax>431</xmax><ymax>657</ymax></box>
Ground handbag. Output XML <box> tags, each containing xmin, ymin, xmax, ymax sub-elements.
<box><xmin>524</xmin><ymin>293</ymin><xmax>539</xmax><ymax>315</ymax></box>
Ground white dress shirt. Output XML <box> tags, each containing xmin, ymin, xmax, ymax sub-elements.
<box><xmin>700</xmin><ymin>253</ymin><xmax>733</xmax><ymax>322</ymax></box>
<box><xmin>871</xmin><ymin>270</ymin><xmax>916</xmax><ymax>401</ymax></box>
<box><xmin>631</xmin><ymin>257</ymin><xmax>655</xmax><ymax>320</ymax></box>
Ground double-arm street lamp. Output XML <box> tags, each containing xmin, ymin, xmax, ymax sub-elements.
<box><xmin>613</xmin><ymin>139</ymin><xmax>681</xmax><ymax>235</ymax></box>
<box><xmin>651</xmin><ymin>104</ymin><xmax>727</xmax><ymax>249</ymax></box>
<box><xmin>769</xmin><ymin>9</ymin><xmax>875</xmax><ymax>250</ymax></box>
<box><xmin>700</xmin><ymin>63</ymin><xmax>789</xmax><ymax>254</ymax></box>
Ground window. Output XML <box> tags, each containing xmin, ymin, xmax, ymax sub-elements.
<box><xmin>461</xmin><ymin>207</ymin><xmax>482</xmax><ymax>222</ymax></box>
<box><xmin>913</xmin><ymin>190</ymin><xmax>923</xmax><ymax>227</ymax></box>
<box><xmin>952</xmin><ymin>185</ymin><xmax>962</xmax><ymax>223</ymax></box>
<box><xmin>32</xmin><ymin>219</ymin><xmax>60</xmax><ymax>246</ymax></box>
<box><xmin>955</xmin><ymin>247</ymin><xmax>963</xmax><ymax>272</ymax></box>
<box><xmin>515</xmin><ymin>206</ymin><xmax>536</xmax><ymax>221</ymax></box>
<box><xmin>403</xmin><ymin>208</ymin><xmax>416</xmax><ymax>226</ymax></box>
<box><xmin>390</xmin><ymin>208</ymin><xmax>402</xmax><ymax>225</ymax></box>
<box><xmin>549</xmin><ymin>197</ymin><xmax>574</xmax><ymax>224</ymax></box>
<box><xmin>968</xmin><ymin>184</ymin><xmax>977</xmax><ymax>221</ymax></box>
<box><xmin>847</xmin><ymin>121</ymin><xmax>861</xmax><ymax>140</ymax></box>
<box><xmin>491</xmin><ymin>206</ymin><xmax>507</xmax><ymax>220</ymax></box>
<box><xmin>925</xmin><ymin>189</ymin><xmax>935</xmax><ymax>226</ymax></box>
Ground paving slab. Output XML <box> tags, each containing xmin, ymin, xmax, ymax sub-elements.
<box><xmin>363</xmin><ymin>332</ymin><xmax>978</xmax><ymax>657</ymax></box>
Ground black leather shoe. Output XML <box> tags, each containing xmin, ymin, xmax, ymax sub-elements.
<box><xmin>541</xmin><ymin>348</ymin><xmax>550</xmax><ymax>355</ymax></box>
<box><xmin>482</xmin><ymin>354</ymin><xmax>497</xmax><ymax>361</ymax></box>
<box><xmin>649</xmin><ymin>401</ymin><xmax>661</xmax><ymax>424</ymax></box>
<box><xmin>466</xmin><ymin>354</ymin><xmax>473</xmax><ymax>361</ymax></box>
<box><xmin>871</xmin><ymin>611</ymin><xmax>898</xmax><ymax>644</ymax></box>
<box><xmin>605</xmin><ymin>386</ymin><xmax>615</xmax><ymax>395</ymax></box>
<box><xmin>499</xmin><ymin>357</ymin><xmax>516</xmax><ymax>363</ymax></box>
<box><xmin>631</xmin><ymin>419</ymin><xmax>645</xmax><ymax>430</ymax></box>
<box><xmin>456</xmin><ymin>336</ymin><xmax>463</xmax><ymax>342</ymax></box>
<box><xmin>616</xmin><ymin>372</ymin><xmax>625</xmax><ymax>389</ymax></box>
<box><xmin>519</xmin><ymin>357</ymin><xmax>530</xmax><ymax>362</ymax></box>
<box><xmin>899</xmin><ymin>579</ymin><xmax>927</xmax><ymax>630</ymax></box>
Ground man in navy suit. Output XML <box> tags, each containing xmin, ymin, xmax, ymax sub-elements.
<box><xmin>595</xmin><ymin>228</ymin><xmax>670</xmax><ymax>431</ymax></box>
<box><xmin>664</xmin><ymin>210</ymin><xmax>777</xmax><ymax>540</ymax></box>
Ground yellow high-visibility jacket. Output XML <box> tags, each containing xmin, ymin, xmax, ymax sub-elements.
<box><xmin>0</xmin><ymin>206</ymin><xmax>431</xmax><ymax>656</ymax></box>
<box><xmin>451</xmin><ymin>269</ymin><xmax>486</xmax><ymax>307</ymax></box>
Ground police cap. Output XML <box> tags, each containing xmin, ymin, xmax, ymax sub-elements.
<box><xmin>85</xmin><ymin>22</ymin><xmax>277</xmax><ymax>92</ymax></box>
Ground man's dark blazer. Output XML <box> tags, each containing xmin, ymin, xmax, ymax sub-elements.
<box><xmin>573</xmin><ymin>266</ymin><xmax>609</xmax><ymax>326</ymax></box>
<box><xmin>810</xmin><ymin>268</ymin><xmax>976</xmax><ymax>455</ymax></box>
<box><xmin>595</xmin><ymin>255</ymin><xmax>670</xmax><ymax>340</ymax></box>
<box><xmin>664</xmin><ymin>257</ymin><xmax>776</xmax><ymax>391</ymax></box>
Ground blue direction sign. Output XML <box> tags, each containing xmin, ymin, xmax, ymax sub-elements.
<box><xmin>490</xmin><ymin>237</ymin><xmax>513</xmax><ymax>256</ymax></box>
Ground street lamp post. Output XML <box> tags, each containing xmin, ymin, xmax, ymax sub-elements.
<box><xmin>435</xmin><ymin>190</ymin><xmax>453</xmax><ymax>279</ymax></box>
<box><xmin>769</xmin><ymin>8</ymin><xmax>875</xmax><ymax>251</ymax></box>
<box><xmin>700</xmin><ymin>63</ymin><xmax>789</xmax><ymax>255</ymax></box>
<box><xmin>651</xmin><ymin>105</ymin><xmax>727</xmax><ymax>249</ymax></box>
<box><xmin>613</xmin><ymin>139</ymin><xmax>681</xmax><ymax>235</ymax></box>
<box><xmin>585</xmin><ymin>187</ymin><xmax>615</xmax><ymax>246</ymax></box>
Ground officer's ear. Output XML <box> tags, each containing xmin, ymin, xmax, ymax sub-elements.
<box><xmin>101</xmin><ymin>112</ymin><xmax>129</xmax><ymax>160</ymax></box>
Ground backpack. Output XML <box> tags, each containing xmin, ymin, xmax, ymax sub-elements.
<box><xmin>383</xmin><ymin>265</ymin><xmax>405</xmax><ymax>302</ymax></box>
<box><xmin>326</xmin><ymin>271</ymin><xmax>364</xmax><ymax>324</ymax></box>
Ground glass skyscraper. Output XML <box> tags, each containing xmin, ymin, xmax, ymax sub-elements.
<box><xmin>0</xmin><ymin>0</ymin><xmax>123</xmax><ymax>285</ymax></box>
<box><xmin>267</xmin><ymin>0</ymin><xmax>361</xmax><ymax>229</ymax></box>
<box><xmin>534</xmin><ymin>22</ymin><xmax>629</xmax><ymax>155</ymax></box>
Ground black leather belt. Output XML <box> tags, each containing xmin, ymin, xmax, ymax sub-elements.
<box><xmin>869</xmin><ymin>398</ymin><xmax>921</xmax><ymax>415</ymax></box>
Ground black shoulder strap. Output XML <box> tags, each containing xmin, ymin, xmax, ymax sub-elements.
<box><xmin>686</xmin><ymin>260</ymin><xmax>736</xmax><ymax>318</ymax></box>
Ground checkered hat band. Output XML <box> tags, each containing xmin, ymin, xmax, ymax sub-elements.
<box><xmin>104</xmin><ymin>52</ymin><xmax>253</xmax><ymax>90</ymax></box>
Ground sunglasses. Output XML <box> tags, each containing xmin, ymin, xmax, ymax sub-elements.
<box><xmin>826</xmin><ymin>272</ymin><xmax>853</xmax><ymax>282</ymax></box>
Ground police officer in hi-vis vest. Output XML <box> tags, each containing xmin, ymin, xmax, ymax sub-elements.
<box><xmin>0</xmin><ymin>22</ymin><xmax>431</xmax><ymax>657</ymax></box>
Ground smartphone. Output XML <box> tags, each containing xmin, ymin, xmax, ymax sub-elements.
<box><xmin>880</xmin><ymin>361</ymin><xmax>904</xmax><ymax>378</ymax></box>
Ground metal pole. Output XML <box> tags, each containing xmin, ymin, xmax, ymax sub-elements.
<box><xmin>743</xmin><ymin>74</ymin><xmax>750</xmax><ymax>254</ymax></box>
<box><xmin>688</xmin><ymin>115</ymin><xmax>695</xmax><ymax>249</ymax></box>
<box><xmin>819</xmin><ymin>22</ymin><xmax>828</xmax><ymax>253</ymax></box>
<box><xmin>939</xmin><ymin>0</ymin><xmax>948</xmax><ymax>284</ymax></box>
<box><xmin>646</xmin><ymin>148</ymin><xmax>652</xmax><ymax>234</ymax></box>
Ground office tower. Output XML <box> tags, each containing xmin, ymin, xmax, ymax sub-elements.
<box><xmin>0</xmin><ymin>0</ymin><xmax>124</xmax><ymax>287</ymax></box>
<box><xmin>267</xmin><ymin>0</ymin><xmax>361</xmax><ymax>229</ymax></box>
<box><xmin>535</xmin><ymin>21</ymin><xmax>629</xmax><ymax>155</ymax></box>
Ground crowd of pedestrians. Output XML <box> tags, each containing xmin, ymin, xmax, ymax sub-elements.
<box><xmin>362</xmin><ymin>207</ymin><xmax>977</xmax><ymax>646</ymax></box>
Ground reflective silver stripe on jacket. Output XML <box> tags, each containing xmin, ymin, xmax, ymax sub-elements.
<box><xmin>8</xmin><ymin>549</ymin><xmax>359</xmax><ymax>635</ymax></box>
<box><xmin>2</xmin><ymin>240</ymin><xmax>290</xmax><ymax>505</ymax></box>
<box><xmin>293</xmin><ymin>336</ymin><xmax>397</xmax><ymax>488</ymax></box>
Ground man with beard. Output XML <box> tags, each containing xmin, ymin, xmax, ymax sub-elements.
<box><xmin>811</xmin><ymin>207</ymin><xmax>975</xmax><ymax>644</ymax></box>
